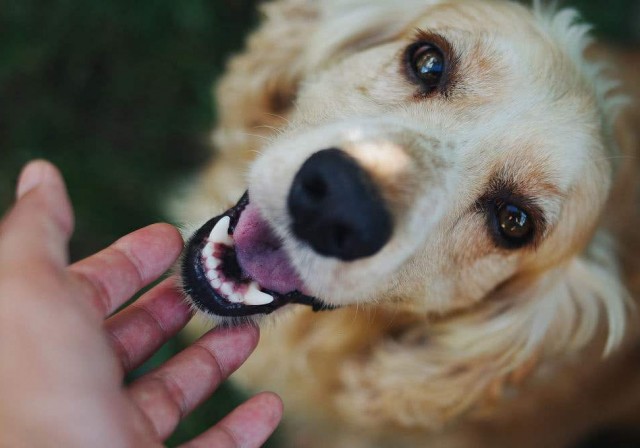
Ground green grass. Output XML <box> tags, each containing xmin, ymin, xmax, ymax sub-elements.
<box><xmin>0</xmin><ymin>1</ymin><xmax>637</xmax><ymax>446</ymax></box>
<box><xmin>0</xmin><ymin>0</ymin><xmax>259</xmax><ymax>257</ymax></box>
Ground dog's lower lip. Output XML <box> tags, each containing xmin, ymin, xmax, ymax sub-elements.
<box><xmin>181</xmin><ymin>191</ymin><xmax>332</xmax><ymax>317</ymax></box>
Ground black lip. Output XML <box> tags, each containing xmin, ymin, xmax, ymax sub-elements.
<box><xmin>181</xmin><ymin>192</ymin><xmax>334</xmax><ymax>317</ymax></box>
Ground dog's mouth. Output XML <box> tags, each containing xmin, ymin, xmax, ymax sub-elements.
<box><xmin>182</xmin><ymin>192</ymin><xmax>332</xmax><ymax>317</ymax></box>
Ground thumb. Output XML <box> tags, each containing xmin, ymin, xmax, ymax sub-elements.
<box><xmin>0</xmin><ymin>160</ymin><xmax>75</xmax><ymax>268</ymax></box>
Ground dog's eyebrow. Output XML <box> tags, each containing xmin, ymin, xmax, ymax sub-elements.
<box><xmin>413</xmin><ymin>30</ymin><xmax>454</xmax><ymax>55</ymax></box>
<box><xmin>410</xmin><ymin>29</ymin><xmax>460</xmax><ymax>97</ymax></box>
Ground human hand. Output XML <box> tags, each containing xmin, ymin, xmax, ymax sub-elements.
<box><xmin>0</xmin><ymin>160</ymin><xmax>282</xmax><ymax>447</ymax></box>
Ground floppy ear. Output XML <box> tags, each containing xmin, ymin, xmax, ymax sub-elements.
<box><xmin>335</xmin><ymin>235</ymin><xmax>629</xmax><ymax>429</ymax></box>
<box><xmin>213</xmin><ymin>0</ymin><xmax>317</xmax><ymax>153</ymax></box>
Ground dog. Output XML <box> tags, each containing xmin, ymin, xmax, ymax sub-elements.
<box><xmin>175</xmin><ymin>0</ymin><xmax>640</xmax><ymax>446</ymax></box>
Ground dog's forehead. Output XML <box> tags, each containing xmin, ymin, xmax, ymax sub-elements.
<box><xmin>398</xmin><ymin>2</ymin><xmax>607</xmax><ymax>172</ymax></box>
<box><xmin>405</xmin><ymin>1</ymin><xmax>586</xmax><ymax>87</ymax></box>
<box><xmin>407</xmin><ymin>1</ymin><xmax>541</xmax><ymax>39</ymax></box>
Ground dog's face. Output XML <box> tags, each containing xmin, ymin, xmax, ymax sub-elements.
<box><xmin>182</xmin><ymin>1</ymin><xmax>620</xmax><ymax>327</ymax></box>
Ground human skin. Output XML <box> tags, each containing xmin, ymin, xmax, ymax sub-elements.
<box><xmin>0</xmin><ymin>160</ymin><xmax>282</xmax><ymax>447</ymax></box>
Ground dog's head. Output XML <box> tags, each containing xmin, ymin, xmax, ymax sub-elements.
<box><xmin>182</xmin><ymin>0</ymin><xmax>627</xmax><ymax>353</ymax></box>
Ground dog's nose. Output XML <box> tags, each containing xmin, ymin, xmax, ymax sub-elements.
<box><xmin>287</xmin><ymin>148</ymin><xmax>392</xmax><ymax>261</ymax></box>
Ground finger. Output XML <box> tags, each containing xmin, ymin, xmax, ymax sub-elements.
<box><xmin>105</xmin><ymin>277</ymin><xmax>192</xmax><ymax>373</ymax></box>
<box><xmin>179</xmin><ymin>392</ymin><xmax>283</xmax><ymax>448</ymax></box>
<box><xmin>0</xmin><ymin>160</ymin><xmax>74</xmax><ymax>270</ymax></box>
<box><xmin>69</xmin><ymin>223</ymin><xmax>183</xmax><ymax>316</ymax></box>
<box><xmin>128</xmin><ymin>325</ymin><xmax>259</xmax><ymax>440</ymax></box>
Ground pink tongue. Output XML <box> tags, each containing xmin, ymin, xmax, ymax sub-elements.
<box><xmin>233</xmin><ymin>203</ymin><xmax>305</xmax><ymax>295</ymax></box>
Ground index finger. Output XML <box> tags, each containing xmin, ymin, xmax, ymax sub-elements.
<box><xmin>69</xmin><ymin>223</ymin><xmax>184</xmax><ymax>317</ymax></box>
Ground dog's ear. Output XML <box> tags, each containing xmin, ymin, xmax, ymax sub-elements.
<box><xmin>336</xmin><ymin>236</ymin><xmax>630</xmax><ymax>429</ymax></box>
<box><xmin>537</xmin><ymin>243</ymin><xmax>629</xmax><ymax>357</ymax></box>
<box><xmin>213</xmin><ymin>0</ymin><xmax>317</xmax><ymax>148</ymax></box>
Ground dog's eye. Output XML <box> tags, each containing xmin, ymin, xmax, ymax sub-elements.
<box><xmin>408</xmin><ymin>43</ymin><xmax>445</xmax><ymax>92</ymax></box>
<box><xmin>495</xmin><ymin>202</ymin><xmax>534</xmax><ymax>247</ymax></box>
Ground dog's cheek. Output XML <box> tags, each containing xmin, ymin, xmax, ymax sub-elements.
<box><xmin>391</xmin><ymin>229</ymin><xmax>520</xmax><ymax>314</ymax></box>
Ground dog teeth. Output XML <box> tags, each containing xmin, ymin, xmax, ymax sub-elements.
<box><xmin>209</xmin><ymin>216</ymin><xmax>233</xmax><ymax>246</ymax></box>
<box><xmin>220</xmin><ymin>282</ymin><xmax>234</xmax><ymax>297</ymax></box>
<box><xmin>205</xmin><ymin>274</ymin><xmax>273</xmax><ymax>306</ymax></box>
<box><xmin>203</xmin><ymin>242</ymin><xmax>214</xmax><ymax>258</ymax></box>
<box><xmin>205</xmin><ymin>256</ymin><xmax>220</xmax><ymax>270</ymax></box>
<box><xmin>201</xmin><ymin>218</ymin><xmax>274</xmax><ymax>307</ymax></box>
<box><xmin>244</xmin><ymin>282</ymin><xmax>274</xmax><ymax>305</ymax></box>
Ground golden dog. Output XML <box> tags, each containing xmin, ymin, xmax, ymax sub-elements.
<box><xmin>176</xmin><ymin>1</ymin><xmax>640</xmax><ymax>446</ymax></box>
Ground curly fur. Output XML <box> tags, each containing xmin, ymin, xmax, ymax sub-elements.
<box><xmin>174</xmin><ymin>1</ymin><xmax>640</xmax><ymax>446</ymax></box>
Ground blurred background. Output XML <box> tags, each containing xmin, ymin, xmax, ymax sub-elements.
<box><xmin>1</xmin><ymin>1</ymin><xmax>638</xmax><ymax>446</ymax></box>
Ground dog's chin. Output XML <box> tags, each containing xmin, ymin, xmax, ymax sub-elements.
<box><xmin>181</xmin><ymin>191</ymin><xmax>334</xmax><ymax>326</ymax></box>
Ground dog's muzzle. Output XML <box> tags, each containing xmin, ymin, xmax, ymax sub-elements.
<box><xmin>181</xmin><ymin>148</ymin><xmax>393</xmax><ymax>319</ymax></box>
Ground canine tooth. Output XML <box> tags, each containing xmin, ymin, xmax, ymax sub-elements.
<box><xmin>244</xmin><ymin>282</ymin><xmax>274</xmax><ymax>306</ymax></box>
<box><xmin>220</xmin><ymin>282</ymin><xmax>234</xmax><ymax>297</ymax></box>
<box><xmin>209</xmin><ymin>216</ymin><xmax>233</xmax><ymax>246</ymax></box>
<box><xmin>206</xmin><ymin>270</ymin><xmax>219</xmax><ymax>281</ymax></box>
<box><xmin>203</xmin><ymin>242</ymin><xmax>214</xmax><ymax>258</ymax></box>
<box><xmin>229</xmin><ymin>293</ymin><xmax>244</xmax><ymax>303</ymax></box>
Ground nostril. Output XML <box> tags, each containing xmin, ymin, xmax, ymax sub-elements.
<box><xmin>301</xmin><ymin>174</ymin><xmax>327</xmax><ymax>202</ymax></box>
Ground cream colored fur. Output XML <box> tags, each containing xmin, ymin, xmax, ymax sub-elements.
<box><xmin>175</xmin><ymin>0</ymin><xmax>640</xmax><ymax>446</ymax></box>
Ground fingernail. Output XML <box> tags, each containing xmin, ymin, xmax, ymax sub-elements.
<box><xmin>16</xmin><ymin>160</ymin><xmax>51</xmax><ymax>199</ymax></box>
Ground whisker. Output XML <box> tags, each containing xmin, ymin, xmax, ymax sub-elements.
<box><xmin>240</xmin><ymin>132</ymin><xmax>275</xmax><ymax>143</ymax></box>
<box><xmin>264</xmin><ymin>112</ymin><xmax>292</xmax><ymax>125</ymax></box>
